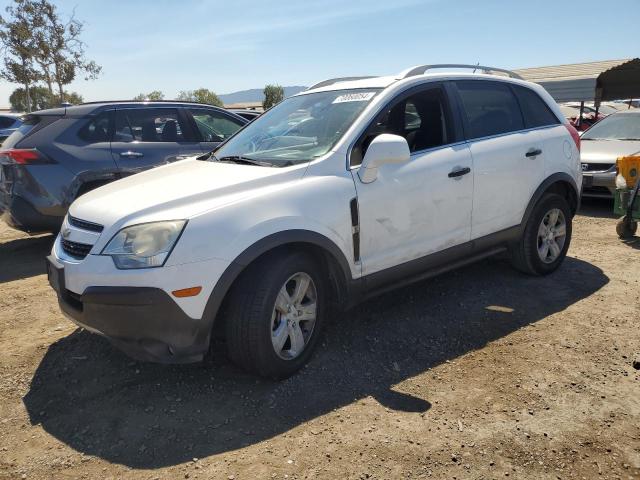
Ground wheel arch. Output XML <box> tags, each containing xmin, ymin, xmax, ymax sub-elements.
<box><xmin>522</xmin><ymin>173</ymin><xmax>580</xmax><ymax>229</ymax></box>
<box><xmin>198</xmin><ymin>229</ymin><xmax>355</xmax><ymax>343</ymax></box>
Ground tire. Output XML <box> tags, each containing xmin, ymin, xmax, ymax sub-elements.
<box><xmin>510</xmin><ymin>193</ymin><xmax>572</xmax><ymax>276</ymax></box>
<box><xmin>616</xmin><ymin>217</ymin><xmax>637</xmax><ymax>239</ymax></box>
<box><xmin>224</xmin><ymin>251</ymin><xmax>326</xmax><ymax>379</ymax></box>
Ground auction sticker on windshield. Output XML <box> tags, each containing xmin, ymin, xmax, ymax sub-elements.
<box><xmin>332</xmin><ymin>92</ymin><xmax>376</xmax><ymax>103</ymax></box>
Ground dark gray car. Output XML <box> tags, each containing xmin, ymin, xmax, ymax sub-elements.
<box><xmin>0</xmin><ymin>101</ymin><xmax>247</xmax><ymax>233</ymax></box>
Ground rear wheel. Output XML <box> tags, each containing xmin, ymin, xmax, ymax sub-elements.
<box><xmin>510</xmin><ymin>193</ymin><xmax>572</xmax><ymax>275</ymax></box>
<box><xmin>224</xmin><ymin>251</ymin><xmax>325</xmax><ymax>379</ymax></box>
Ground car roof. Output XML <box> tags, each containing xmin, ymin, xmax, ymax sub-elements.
<box><xmin>30</xmin><ymin>101</ymin><xmax>237</xmax><ymax>118</ymax></box>
<box><xmin>300</xmin><ymin>71</ymin><xmax>532</xmax><ymax>96</ymax></box>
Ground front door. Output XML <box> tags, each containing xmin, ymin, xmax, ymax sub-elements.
<box><xmin>110</xmin><ymin>107</ymin><xmax>202</xmax><ymax>176</ymax></box>
<box><xmin>352</xmin><ymin>84</ymin><xmax>473</xmax><ymax>278</ymax></box>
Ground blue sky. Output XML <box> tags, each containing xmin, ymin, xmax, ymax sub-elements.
<box><xmin>0</xmin><ymin>0</ymin><xmax>638</xmax><ymax>104</ymax></box>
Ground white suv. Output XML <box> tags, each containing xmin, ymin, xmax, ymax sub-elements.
<box><xmin>47</xmin><ymin>64</ymin><xmax>582</xmax><ymax>378</ymax></box>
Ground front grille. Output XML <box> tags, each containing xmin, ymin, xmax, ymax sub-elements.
<box><xmin>68</xmin><ymin>215</ymin><xmax>104</xmax><ymax>233</ymax></box>
<box><xmin>582</xmin><ymin>163</ymin><xmax>614</xmax><ymax>172</ymax></box>
<box><xmin>61</xmin><ymin>239</ymin><xmax>93</xmax><ymax>259</ymax></box>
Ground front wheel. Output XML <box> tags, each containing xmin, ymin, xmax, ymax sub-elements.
<box><xmin>510</xmin><ymin>193</ymin><xmax>572</xmax><ymax>275</ymax></box>
<box><xmin>224</xmin><ymin>251</ymin><xmax>325</xmax><ymax>379</ymax></box>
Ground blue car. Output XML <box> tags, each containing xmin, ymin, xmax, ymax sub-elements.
<box><xmin>0</xmin><ymin>114</ymin><xmax>22</xmax><ymax>143</ymax></box>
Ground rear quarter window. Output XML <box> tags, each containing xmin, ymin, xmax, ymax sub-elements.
<box><xmin>456</xmin><ymin>80</ymin><xmax>524</xmax><ymax>139</ymax></box>
<box><xmin>512</xmin><ymin>85</ymin><xmax>560</xmax><ymax>128</ymax></box>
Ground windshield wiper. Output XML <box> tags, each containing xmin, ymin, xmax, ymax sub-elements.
<box><xmin>617</xmin><ymin>138</ymin><xmax>640</xmax><ymax>141</ymax></box>
<box><xmin>215</xmin><ymin>155</ymin><xmax>274</xmax><ymax>167</ymax></box>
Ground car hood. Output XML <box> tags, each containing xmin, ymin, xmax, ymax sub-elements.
<box><xmin>581</xmin><ymin>140</ymin><xmax>640</xmax><ymax>163</ymax></box>
<box><xmin>68</xmin><ymin>158</ymin><xmax>307</xmax><ymax>228</ymax></box>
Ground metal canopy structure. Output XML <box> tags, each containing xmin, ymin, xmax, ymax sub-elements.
<box><xmin>514</xmin><ymin>58</ymin><xmax>640</xmax><ymax>103</ymax></box>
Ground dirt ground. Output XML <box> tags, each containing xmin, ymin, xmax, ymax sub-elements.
<box><xmin>0</xmin><ymin>199</ymin><xmax>638</xmax><ymax>480</ymax></box>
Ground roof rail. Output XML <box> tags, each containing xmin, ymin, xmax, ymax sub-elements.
<box><xmin>400</xmin><ymin>64</ymin><xmax>523</xmax><ymax>80</ymax></box>
<box><xmin>77</xmin><ymin>100</ymin><xmax>227</xmax><ymax>107</ymax></box>
<box><xmin>307</xmin><ymin>76</ymin><xmax>378</xmax><ymax>90</ymax></box>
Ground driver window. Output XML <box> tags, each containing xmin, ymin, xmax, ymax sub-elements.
<box><xmin>350</xmin><ymin>87</ymin><xmax>450</xmax><ymax>167</ymax></box>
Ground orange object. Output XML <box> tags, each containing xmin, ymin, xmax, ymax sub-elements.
<box><xmin>617</xmin><ymin>156</ymin><xmax>640</xmax><ymax>188</ymax></box>
<box><xmin>172</xmin><ymin>286</ymin><xmax>202</xmax><ymax>298</ymax></box>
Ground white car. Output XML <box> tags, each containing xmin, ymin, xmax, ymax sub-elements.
<box><xmin>47</xmin><ymin>64</ymin><xmax>582</xmax><ymax>378</ymax></box>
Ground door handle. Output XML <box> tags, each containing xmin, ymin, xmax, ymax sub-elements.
<box><xmin>448</xmin><ymin>167</ymin><xmax>471</xmax><ymax>178</ymax></box>
<box><xmin>525</xmin><ymin>148</ymin><xmax>542</xmax><ymax>158</ymax></box>
<box><xmin>119</xmin><ymin>151</ymin><xmax>144</xmax><ymax>158</ymax></box>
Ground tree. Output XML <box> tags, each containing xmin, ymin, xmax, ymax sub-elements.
<box><xmin>36</xmin><ymin>1</ymin><xmax>101</xmax><ymax>102</ymax></box>
<box><xmin>0</xmin><ymin>0</ymin><xmax>101</xmax><ymax>110</ymax></box>
<box><xmin>9</xmin><ymin>85</ymin><xmax>49</xmax><ymax>111</ymax></box>
<box><xmin>61</xmin><ymin>90</ymin><xmax>82</xmax><ymax>105</ymax></box>
<box><xmin>133</xmin><ymin>90</ymin><xmax>164</xmax><ymax>101</ymax></box>
<box><xmin>263</xmin><ymin>84</ymin><xmax>284</xmax><ymax>110</ymax></box>
<box><xmin>177</xmin><ymin>88</ymin><xmax>223</xmax><ymax>106</ymax></box>
<box><xmin>0</xmin><ymin>0</ymin><xmax>44</xmax><ymax>112</ymax></box>
<box><xmin>9</xmin><ymin>86</ymin><xmax>83</xmax><ymax>111</ymax></box>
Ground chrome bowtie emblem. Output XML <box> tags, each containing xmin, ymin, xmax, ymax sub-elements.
<box><xmin>61</xmin><ymin>228</ymin><xmax>71</xmax><ymax>239</ymax></box>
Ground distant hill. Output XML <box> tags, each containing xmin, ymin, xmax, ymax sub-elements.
<box><xmin>218</xmin><ymin>86</ymin><xmax>307</xmax><ymax>105</ymax></box>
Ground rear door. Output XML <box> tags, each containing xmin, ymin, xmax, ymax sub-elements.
<box><xmin>185</xmin><ymin>107</ymin><xmax>246</xmax><ymax>153</ymax></box>
<box><xmin>511</xmin><ymin>84</ymin><xmax>565</xmax><ymax>179</ymax></box>
<box><xmin>110</xmin><ymin>107</ymin><xmax>202</xmax><ymax>175</ymax></box>
<box><xmin>454</xmin><ymin>80</ymin><xmax>544</xmax><ymax>239</ymax></box>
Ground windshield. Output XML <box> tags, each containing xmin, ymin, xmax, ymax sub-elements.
<box><xmin>582</xmin><ymin>113</ymin><xmax>640</xmax><ymax>141</ymax></box>
<box><xmin>212</xmin><ymin>89</ymin><xmax>381</xmax><ymax>166</ymax></box>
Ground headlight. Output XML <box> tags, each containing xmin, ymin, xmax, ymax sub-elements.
<box><xmin>102</xmin><ymin>220</ymin><xmax>186</xmax><ymax>269</ymax></box>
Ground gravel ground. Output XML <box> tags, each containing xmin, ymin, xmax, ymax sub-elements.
<box><xmin>0</xmin><ymin>199</ymin><xmax>639</xmax><ymax>480</ymax></box>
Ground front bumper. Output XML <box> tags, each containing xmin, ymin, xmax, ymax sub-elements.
<box><xmin>581</xmin><ymin>170</ymin><xmax>615</xmax><ymax>198</ymax></box>
<box><xmin>47</xmin><ymin>255</ymin><xmax>211</xmax><ymax>363</ymax></box>
<box><xmin>47</xmin><ymin>233</ymin><xmax>231</xmax><ymax>363</ymax></box>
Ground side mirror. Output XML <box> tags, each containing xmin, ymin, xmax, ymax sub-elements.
<box><xmin>358</xmin><ymin>134</ymin><xmax>410</xmax><ymax>184</ymax></box>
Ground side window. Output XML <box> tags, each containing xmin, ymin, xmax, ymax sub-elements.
<box><xmin>188</xmin><ymin>109</ymin><xmax>244</xmax><ymax>142</ymax></box>
<box><xmin>350</xmin><ymin>87</ymin><xmax>451</xmax><ymax>166</ymax></box>
<box><xmin>512</xmin><ymin>85</ymin><xmax>560</xmax><ymax>129</ymax></box>
<box><xmin>78</xmin><ymin>111</ymin><xmax>113</xmax><ymax>143</ymax></box>
<box><xmin>456</xmin><ymin>81</ymin><xmax>524</xmax><ymax>140</ymax></box>
<box><xmin>113</xmin><ymin>108</ymin><xmax>187</xmax><ymax>143</ymax></box>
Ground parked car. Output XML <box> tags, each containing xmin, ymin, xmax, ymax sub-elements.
<box><xmin>46</xmin><ymin>65</ymin><xmax>581</xmax><ymax>378</ymax></box>
<box><xmin>0</xmin><ymin>113</ymin><xmax>23</xmax><ymax>144</ymax></box>
<box><xmin>228</xmin><ymin>109</ymin><xmax>262</xmax><ymax>121</ymax></box>
<box><xmin>580</xmin><ymin>110</ymin><xmax>640</xmax><ymax>197</ymax></box>
<box><xmin>559</xmin><ymin>104</ymin><xmax>605</xmax><ymax>131</ymax></box>
<box><xmin>0</xmin><ymin>101</ymin><xmax>246</xmax><ymax>233</ymax></box>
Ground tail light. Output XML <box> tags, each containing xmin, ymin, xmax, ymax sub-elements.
<box><xmin>0</xmin><ymin>149</ymin><xmax>54</xmax><ymax>165</ymax></box>
<box><xmin>564</xmin><ymin>123</ymin><xmax>581</xmax><ymax>152</ymax></box>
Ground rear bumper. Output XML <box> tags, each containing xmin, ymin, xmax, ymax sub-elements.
<box><xmin>0</xmin><ymin>194</ymin><xmax>62</xmax><ymax>233</ymax></box>
<box><xmin>48</xmin><ymin>256</ymin><xmax>211</xmax><ymax>363</ymax></box>
<box><xmin>581</xmin><ymin>171</ymin><xmax>615</xmax><ymax>198</ymax></box>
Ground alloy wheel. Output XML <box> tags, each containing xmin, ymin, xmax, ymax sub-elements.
<box><xmin>270</xmin><ymin>272</ymin><xmax>317</xmax><ymax>360</ymax></box>
<box><xmin>537</xmin><ymin>208</ymin><xmax>567</xmax><ymax>264</ymax></box>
